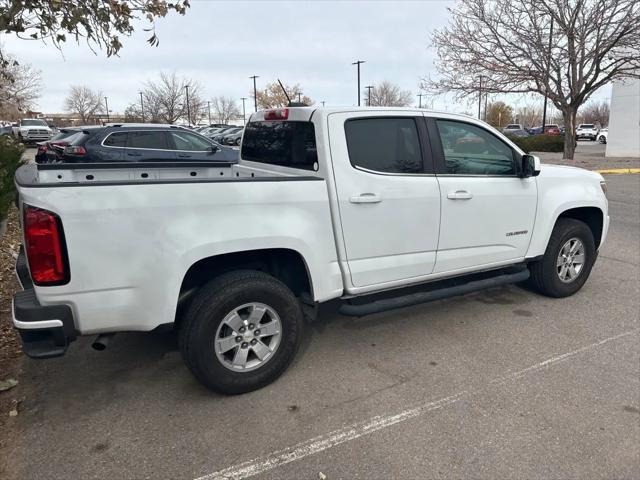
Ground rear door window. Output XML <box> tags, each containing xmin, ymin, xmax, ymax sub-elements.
<box><xmin>344</xmin><ymin>117</ymin><xmax>423</xmax><ymax>174</ymax></box>
<box><xmin>127</xmin><ymin>131</ymin><xmax>169</xmax><ymax>149</ymax></box>
<box><xmin>103</xmin><ymin>132</ymin><xmax>128</xmax><ymax>147</ymax></box>
<box><xmin>241</xmin><ymin>121</ymin><xmax>318</xmax><ymax>171</ymax></box>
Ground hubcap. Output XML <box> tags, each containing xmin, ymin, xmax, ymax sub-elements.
<box><xmin>214</xmin><ymin>302</ymin><xmax>282</xmax><ymax>372</ymax></box>
<box><xmin>556</xmin><ymin>237</ymin><xmax>586</xmax><ymax>283</ymax></box>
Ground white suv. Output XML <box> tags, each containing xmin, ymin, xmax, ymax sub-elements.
<box><xmin>576</xmin><ymin>124</ymin><xmax>599</xmax><ymax>141</ymax></box>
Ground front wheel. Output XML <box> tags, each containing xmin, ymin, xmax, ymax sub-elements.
<box><xmin>528</xmin><ymin>218</ymin><xmax>597</xmax><ymax>298</ymax></box>
<box><xmin>179</xmin><ymin>270</ymin><xmax>304</xmax><ymax>394</ymax></box>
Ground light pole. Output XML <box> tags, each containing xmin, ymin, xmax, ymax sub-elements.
<box><xmin>184</xmin><ymin>85</ymin><xmax>191</xmax><ymax>125</ymax></box>
<box><xmin>297</xmin><ymin>92</ymin><xmax>302</xmax><ymax>103</ymax></box>
<box><xmin>352</xmin><ymin>60</ymin><xmax>365</xmax><ymax>106</ymax></box>
<box><xmin>321</xmin><ymin>101</ymin><xmax>325</xmax><ymax>107</ymax></box>
<box><xmin>207</xmin><ymin>101</ymin><xmax>211</xmax><ymax>124</ymax></box>
<box><xmin>365</xmin><ymin>85</ymin><xmax>373</xmax><ymax>106</ymax></box>
<box><xmin>139</xmin><ymin>91</ymin><xmax>144</xmax><ymax>122</ymax></box>
<box><xmin>478</xmin><ymin>75</ymin><xmax>482</xmax><ymax>119</ymax></box>
<box><xmin>484</xmin><ymin>92</ymin><xmax>488</xmax><ymax>121</ymax></box>
<box><xmin>249</xmin><ymin>75</ymin><xmax>259</xmax><ymax>112</ymax></box>
<box><xmin>240</xmin><ymin>97</ymin><xmax>247</xmax><ymax>125</ymax></box>
<box><xmin>418</xmin><ymin>93</ymin><xmax>423</xmax><ymax>109</ymax></box>
<box><xmin>542</xmin><ymin>17</ymin><xmax>554</xmax><ymax>132</ymax></box>
<box><xmin>104</xmin><ymin>96</ymin><xmax>109</xmax><ymax>123</ymax></box>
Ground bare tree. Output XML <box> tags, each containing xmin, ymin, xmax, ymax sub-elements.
<box><xmin>0</xmin><ymin>47</ymin><xmax>41</xmax><ymax>119</ymax></box>
<box><xmin>516</xmin><ymin>104</ymin><xmax>543</xmax><ymax>129</ymax></box>
<box><xmin>255</xmin><ymin>82</ymin><xmax>313</xmax><ymax>109</ymax></box>
<box><xmin>212</xmin><ymin>96</ymin><xmax>241</xmax><ymax>124</ymax></box>
<box><xmin>141</xmin><ymin>72</ymin><xmax>205</xmax><ymax>124</ymax></box>
<box><xmin>367</xmin><ymin>81</ymin><xmax>412</xmax><ymax>107</ymax></box>
<box><xmin>423</xmin><ymin>0</ymin><xmax>640</xmax><ymax>159</ymax></box>
<box><xmin>63</xmin><ymin>85</ymin><xmax>103</xmax><ymax>123</ymax></box>
<box><xmin>578</xmin><ymin>100</ymin><xmax>610</xmax><ymax>126</ymax></box>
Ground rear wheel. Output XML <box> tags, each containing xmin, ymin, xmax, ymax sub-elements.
<box><xmin>528</xmin><ymin>218</ymin><xmax>596</xmax><ymax>298</ymax></box>
<box><xmin>179</xmin><ymin>270</ymin><xmax>304</xmax><ymax>394</ymax></box>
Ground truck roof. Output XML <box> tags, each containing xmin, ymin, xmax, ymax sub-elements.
<box><xmin>249</xmin><ymin>106</ymin><xmax>476</xmax><ymax>123</ymax></box>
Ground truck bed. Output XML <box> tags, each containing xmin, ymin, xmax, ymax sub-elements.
<box><xmin>15</xmin><ymin>161</ymin><xmax>311</xmax><ymax>188</ymax></box>
<box><xmin>14</xmin><ymin>162</ymin><xmax>344</xmax><ymax>334</ymax></box>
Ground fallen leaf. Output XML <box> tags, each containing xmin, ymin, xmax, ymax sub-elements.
<box><xmin>0</xmin><ymin>378</ymin><xmax>18</xmax><ymax>392</ymax></box>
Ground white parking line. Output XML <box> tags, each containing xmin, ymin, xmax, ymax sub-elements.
<box><xmin>195</xmin><ymin>329</ymin><xmax>639</xmax><ymax>480</ymax></box>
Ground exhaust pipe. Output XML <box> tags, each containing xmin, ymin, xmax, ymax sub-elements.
<box><xmin>92</xmin><ymin>333</ymin><xmax>115</xmax><ymax>351</ymax></box>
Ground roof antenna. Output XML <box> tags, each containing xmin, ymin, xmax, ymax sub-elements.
<box><xmin>278</xmin><ymin>78</ymin><xmax>307</xmax><ymax>107</ymax></box>
<box><xmin>277</xmin><ymin>79</ymin><xmax>292</xmax><ymax>104</ymax></box>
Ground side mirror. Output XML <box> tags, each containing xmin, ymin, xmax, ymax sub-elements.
<box><xmin>210</xmin><ymin>145</ymin><xmax>220</xmax><ymax>153</ymax></box>
<box><xmin>521</xmin><ymin>154</ymin><xmax>541</xmax><ymax>178</ymax></box>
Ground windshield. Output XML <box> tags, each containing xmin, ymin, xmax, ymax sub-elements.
<box><xmin>21</xmin><ymin>119</ymin><xmax>47</xmax><ymax>126</ymax></box>
<box><xmin>579</xmin><ymin>124</ymin><xmax>595</xmax><ymax>128</ymax></box>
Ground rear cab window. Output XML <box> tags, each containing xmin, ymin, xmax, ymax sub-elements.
<box><xmin>241</xmin><ymin>121</ymin><xmax>318</xmax><ymax>171</ymax></box>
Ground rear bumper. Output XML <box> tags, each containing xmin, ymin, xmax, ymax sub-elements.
<box><xmin>12</xmin><ymin>246</ymin><xmax>76</xmax><ymax>359</ymax></box>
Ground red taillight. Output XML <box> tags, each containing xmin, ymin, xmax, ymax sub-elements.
<box><xmin>264</xmin><ymin>108</ymin><xmax>289</xmax><ymax>121</ymax></box>
<box><xmin>64</xmin><ymin>145</ymin><xmax>86</xmax><ymax>155</ymax></box>
<box><xmin>24</xmin><ymin>205</ymin><xmax>69</xmax><ymax>286</ymax></box>
<box><xmin>37</xmin><ymin>145</ymin><xmax>47</xmax><ymax>154</ymax></box>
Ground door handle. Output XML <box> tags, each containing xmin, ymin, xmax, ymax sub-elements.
<box><xmin>447</xmin><ymin>190</ymin><xmax>473</xmax><ymax>200</ymax></box>
<box><xmin>349</xmin><ymin>193</ymin><xmax>382</xmax><ymax>204</ymax></box>
<box><xmin>177</xmin><ymin>153</ymin><xmax>192</xmax><ymax>158</ymax></box>
<box><xmin>127</xmin><ymin>151</ymin><xmax>142</xmax><ymax>157</ymax></box>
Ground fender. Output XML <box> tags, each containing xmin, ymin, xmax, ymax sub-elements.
<box><xmin>526</xmin><ymin>167</ymin><xmax>607</xmax><ymax>258</ymax></box>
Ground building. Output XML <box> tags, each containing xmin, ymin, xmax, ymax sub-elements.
<box><xmin>606</xmin><ymin>77</ymin><xmax>640</xmax><ymax>158</ymax></box>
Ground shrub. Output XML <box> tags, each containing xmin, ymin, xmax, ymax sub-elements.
<box><xmin>508</xmin><ymin>134</ymin><xmax>565</xmax><ymax>153</ymax></box>
<box><xmin>0</xmin><ymin>135</ymin><xmax>25</xmax><ymax>221</ymax></box>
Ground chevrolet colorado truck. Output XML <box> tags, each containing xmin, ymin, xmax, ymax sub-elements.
<box><xmin>12</xmin><ymin>108</ymin><xmax>609</xmax><ymax>394</ymax></box>
<box><xmin>12</xmin><ymin>118</ymin><xmax>53</xmax><ymax>144</ymax></box>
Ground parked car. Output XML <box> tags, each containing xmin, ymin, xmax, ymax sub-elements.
<box><xmin>12</xmin><ymin>118</ymin><xmax>53</xmax><ymax>144</ymax></box>
<box><xmin>222</xmin><ymin>128</ymin><xmax>244</xmax><ymax>146</ymax></box>
<box><xmin>504</xmin><ymin>129</ymin><xmax>530</xmax><ymax>138</ymax></box>
<box><xmin>576</xmin><ymin>124</ymin><xmax>599</xmax><ymax>141</ymax></box>
<box><xmin>502</xmin><ymin>124</ymin><xmax>523</xmax><ymax>133</ymax></box>
<box><xmin>214</xmin><ymin>127</ymin><xmax>243</xmax><ymax>143</ymax></box>
<box><xmin>528</xmin><ymin>126</ymin><xmax>543</xmax><ymax>135</ymax></box>
<box><xmin>34</xmin><ymin>127</ymin><xmax>88</xmax><ymax>164</ymax></box>
<box><xmin>210</xmin><ymin>126</ymin><xmax>238</xmax><ymax>142</ymax></box>
<box><xmin>597</xmin><ymin>128</ymin><xmax>608</xmax><ymax>144</ymax></box>
<box><xmin>0</xmin><ymin>125</ymin><xmax>12</xmax><ymax>136</ymax></box>
<box><xmin>544</xmin><ymin>124</ymin><xmax>561</xmax><ymax>135</ymax></box>
<box><xmin>13</xmin><ymin>107</ymin><xmax>609</xmax><ymax>395</ymax></box>
<box><xmin>59</xmin><ymin>124</ymin><xmax>238</xmax><ymax>163</ymax></box>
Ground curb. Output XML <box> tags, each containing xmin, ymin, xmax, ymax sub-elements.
<box><xmin>595</xmin><ymin>168</ymin><xmax>640</xmax><ymax>174</ymax></box>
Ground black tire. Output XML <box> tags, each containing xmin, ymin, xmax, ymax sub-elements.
<box><xmin>179</xmin><ymin>270</ymin><xmax>304</xmax><ymax>394</ymax></box>
<box><xmin>528</xmin><ymin>218</ymin><xmax>596</xmax><ymax>298</ymax></box>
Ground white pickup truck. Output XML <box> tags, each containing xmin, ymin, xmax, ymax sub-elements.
<box><xmin>13</xmin><ymin>108</ymin><xmax>609</xmax><ymax>394</ymax></box>
<box><xmin>12</xmin><ymin>118</ymin><xmax>53</xmax><ymax>144</ymax></box>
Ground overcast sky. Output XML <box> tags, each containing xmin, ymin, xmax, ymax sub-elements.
<box><xmin>2</xmin><ymin>0</ymin><xmax>610</xmax><ymax>115</ymax></box>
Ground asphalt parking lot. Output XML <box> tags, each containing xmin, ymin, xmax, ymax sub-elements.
<box><xmin>4</xmin><ymin>173</ymin><xmax>639</xmax><ymax>480</ymax></box>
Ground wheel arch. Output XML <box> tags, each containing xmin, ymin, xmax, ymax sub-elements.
<box><xmin>177</xmin><ymin>248</ymin><xmax>314</xmax><ymax>318</ymax></box>
<box><xmin>556</xmin><ymin>206</ymin><xmax>604</xmax><ymax>249</ymax></box>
